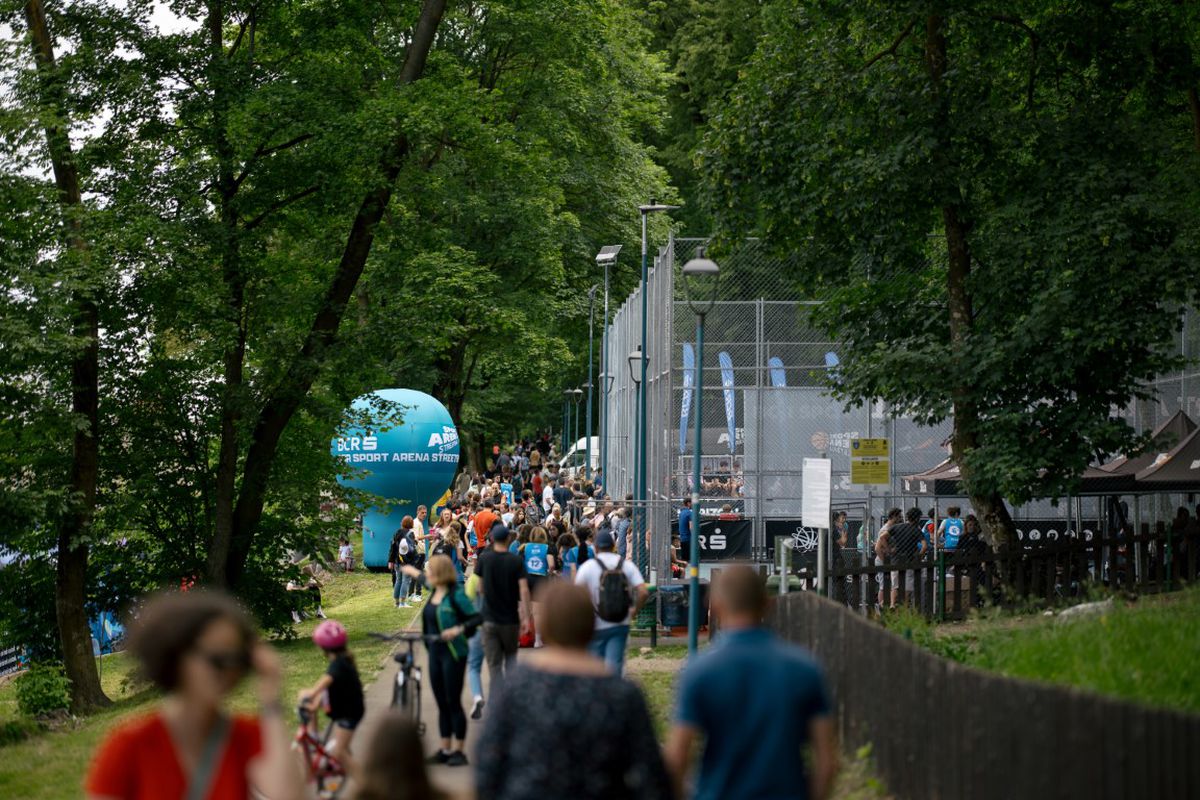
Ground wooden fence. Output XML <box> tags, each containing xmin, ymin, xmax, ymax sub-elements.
<box><xmin>788</xmin><ymin>524</ymin><xmax>1199</xmax><ymax>619</ymax></box>
<box><xmin>770</xmin><ymin>591</ymin><xmax>1200</xmax><ymax>800</ymax></box>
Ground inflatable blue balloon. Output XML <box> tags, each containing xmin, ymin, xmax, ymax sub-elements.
<box><xmin>332</xmin><ymin>389</ymin><xmax>459</xmax><ymax>569</ymax></box>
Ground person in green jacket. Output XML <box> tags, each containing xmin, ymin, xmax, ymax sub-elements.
<box><xmin>400</xmin><ymin>555</ymin><xmax>482</xmax><ymax>766</ymax></box>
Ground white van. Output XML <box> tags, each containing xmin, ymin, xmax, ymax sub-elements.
<box><xmin>557</xmin><ymin>436</ymin><xmax>600</xmax><ymax>478</ymax></box>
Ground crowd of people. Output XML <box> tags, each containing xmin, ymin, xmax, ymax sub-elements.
<box><xmin>83</xmin><ymin>434</ymin><xmax>840</xmax><ymax>799</ymax></box>
<box><xmin>85</xmin><ymin>564</ymin><xmax>837</xmax><ymax>800</ymax></box>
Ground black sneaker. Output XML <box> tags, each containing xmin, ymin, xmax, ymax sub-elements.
<box><xmin>427</xmin><ymin>750</ymin><xmax>450</xmax><ymax>765</ymax></box>
<box><xmin>470</xmin><ymin>697</ymin><xmax>485</xmax><ymax>720</ymax></box>
<box><xmin>446</xmin><ymin>751</ymin><xmax>469</xmax><ymax>767</ymax></box>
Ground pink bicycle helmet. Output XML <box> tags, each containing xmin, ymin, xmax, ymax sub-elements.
<box><xmin>312</xmin><ymin>620</ymin><xmax>348</xmax><ymax>650</ymax></box>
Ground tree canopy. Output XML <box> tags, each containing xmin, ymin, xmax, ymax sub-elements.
<box><xmin>700</xmin><ymin>1</ymin><xmax>1200</xmax><ymax>540</ymax></box>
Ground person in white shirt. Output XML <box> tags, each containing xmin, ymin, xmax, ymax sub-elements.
<box><xmin>542</xmin><ymin>481</ymin><xmax>555</xmax><ymax>515</ymax></box>
<box><xmin>573</xmin><ymin>530</ymin><xmax>648</xmax><ymax>676</ymax></box>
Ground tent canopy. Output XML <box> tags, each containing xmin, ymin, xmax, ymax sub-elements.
<box><xmin>902</xmin><ymin>459</ymin><xmax>962</xmax><ymax>496</ymax></box>
<box><xmin>1135</xmin><ymin>425</ymin><xmax>1200</xmax><ymax>489</ymax></box>
<box><xmin>1101</xmin><ymin>410</ymin><xmax>1197</xmax><ymax>476</ymax></box>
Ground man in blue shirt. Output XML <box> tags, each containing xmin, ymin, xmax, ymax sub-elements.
<box><xmin>665</xmin><ymin>565</ymin><xmax>839</xmax><ymax>800</ymax></box>
<box><xmin>678</xmin><ymin>497</ymin><xmax>694</xmax><ymax>549</ymax></box>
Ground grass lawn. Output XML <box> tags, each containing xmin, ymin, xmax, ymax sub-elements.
<box><xmin>890</xmin><ymin>585</ymin><xmax>1200</xmax><ymax>713</ymax></box>
<box><xmin>0</xmin><ymin>562</ymin><xmax>414</xmax><ymax>799</ymax></box>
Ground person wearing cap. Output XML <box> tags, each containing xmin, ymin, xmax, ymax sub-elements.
<box><xmin>475</xmin><ymin>524</ymin><xmax>532</xmax><ymax>689</ymax></box>
<box><xmin>573</xmin><ymin>529</ymin><xmax>648</xmax><ymax>676</ymax></box>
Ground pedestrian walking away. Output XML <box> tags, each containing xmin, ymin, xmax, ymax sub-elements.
<box><xmin>347</xmin><ymin>711</ymin><xmax>444</xmax><ymax>800</ymax></box>
<box><xmin>664</xmin><ymin>565</ymin><xmax>839</xmax><ymax>800</ymax></box>
<box><xmin>474</xmin><ymin>581</ymin><xmax>672</xmax><ymax>800</ymax></box>
<box><xmin>475</xmin><ymin>525</ymin><xmax>532</xmax><ymax>689</ymax></box>
<box><xmin>574</xmin><ymin>529</ymin><xmax>648</xmax><ymax>676</ymax></box>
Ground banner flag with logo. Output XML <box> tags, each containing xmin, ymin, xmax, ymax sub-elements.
<box><xmin>680</xmin><ymin>342</ymin><xmax>695</xmax><ymax>454</ymax></box>
<box><xmin>768</xmin><ymin>356</ymin><xmax>786</xmax><ymax>387</ymax></box>
<box><xmin>718</xmin><ymin>351</ymin><xmax>736</xmax><ymax>454</ymax></box>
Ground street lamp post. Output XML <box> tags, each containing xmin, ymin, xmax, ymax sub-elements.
<box><xmin>636</xmin><ymin>199</ymin><xmax>678</xmax><ymax>575</ymax></box>
<box><xmin>570</xmin><ymin>387</ymin><xmax>583</xmax><ymax>476</ymax></box>
<box><xmin>595</xmin><ymin>245</ymin><xmax>622</xmax><ymax>495</ymax></box>
<box><xmin>585</xmin><ymin>285</ymin><xmax>598</xmax><ymax>482</ymax></box>
<box><xmin>681</xmin><ymin>249</ymin><xmax>720</xmax><ymax>656</ymax></box>
<box><xmin>627</xmin><ymin>347</ymin><xmax>642</xmax><ymax>501</ymax></box>
<box><xmin>562</xmin><ymin>390</ymin><xmax>573</xmax><ymax>457</ymax></box>
<box><xmin>598</xmin><ymin>371</ymin><xmax>614</xmax><ymax>494</ymax></box>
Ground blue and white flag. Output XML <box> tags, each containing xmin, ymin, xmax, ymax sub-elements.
<box><xmin>719</xmin><ymin>351</ymin><xmax>736</xmax><ymax>453</ymax></box>
<box><xmin>680</xmin><ymin>343</ymin><xmax>695</xmax><ymax>453</ymax></box>
<box><xmin>768</xmin><ymin>356</ymin><xmax>786</xmax><ymax>387</ymax></box>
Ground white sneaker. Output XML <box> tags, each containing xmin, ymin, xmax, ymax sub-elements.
<box><xmin>409</xmin><ymin>594</ymin><xmax>422</xmax><ymax>603</ymax></box>
<box><xmin>397</xmin><ymin>601</ymin><xmax>410</xmax><ymax>608</ymax></box>
<box><xmin>291</xmin><ymin>611</ymin><xmax>301</xmax><ymax>624</ymax></box>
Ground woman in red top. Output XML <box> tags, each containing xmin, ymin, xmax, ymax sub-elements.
<box><xmin>86</xmin><ymin>591</ymin><xmax>303</xmax><ymax>800</ymax></box>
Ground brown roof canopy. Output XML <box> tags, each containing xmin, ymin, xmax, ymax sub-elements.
<box><xmin>1101</xmin><ymin>410</ymin><xmax>1197</xmax><ymax>476</ymax></box>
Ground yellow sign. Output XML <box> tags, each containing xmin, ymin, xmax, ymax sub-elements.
<box><xmin>851</xmin><ymin>438</ymin><xmax>889</xmax><ymax>457</ymax></box>
<box><xmin>850</xmin><ymin>439</ymin><xmax>890</xmax><ymax>486</ymax></box>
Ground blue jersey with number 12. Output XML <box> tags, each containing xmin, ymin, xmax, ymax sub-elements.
<box><xmin>523</xmin><ymin>543</ymin><xmax>549</xmax><ymax>576</ymax></box>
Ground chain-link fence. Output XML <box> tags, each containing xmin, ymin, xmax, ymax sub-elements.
<box><xmin>601</xmin><ymin>235</ymin><xmax>1200</xmax><ymax>585</ymax></box>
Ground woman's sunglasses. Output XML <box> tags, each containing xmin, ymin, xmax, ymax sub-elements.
<box><xmin>194</xmin><ymin>648</ymin><xmax>251</xmax><ymax>674</ymax></box>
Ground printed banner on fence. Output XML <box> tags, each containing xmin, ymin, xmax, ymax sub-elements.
<box><xmin>768</xmin><ymin>356</ymin><xmax>786</xmax><ymax>387</ymax></box>
<box><xmin>697</xmin><ymin>517</ymin><xmax>753</xmax><ymax>561</ymax></box>
<box><xmin>718</xmin><ymin>351</ymin><xmax>736</xmax><ymax>454</ymax></box>
<box><xmin>680</xmin><ymin>342</ymin><xmax>695</xmax><ymax>454</ymax></box>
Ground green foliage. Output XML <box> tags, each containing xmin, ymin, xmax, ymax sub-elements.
<box><xmin>15</xmin><ymin>664</ymin><xmax>72</xmax><ymax>719</ymax></box>
<box><xmin>966</xmin><ymin>590</ymin><xmax>1200</xmax><ymax>712</ymax></box>
<box><xmin>886</xmin><ymin>589</ymin><xmax>1200</xmax><ymax>712</ymax></box>
<box><xmin>700</xmin><ymin>1</ymin><xmax>1200</xmax><ymax>506</ymax></box>
<box><xmin>0</xmin><ymin>718</ymin><xmax>40</xmax><ymax>747</ymax></box>
<box><xmin>1</xmin><ymin>0</ymin><xmax>670</xmax><ymax>640</ymax></box>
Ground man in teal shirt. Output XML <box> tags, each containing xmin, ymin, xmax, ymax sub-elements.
<box><xmin>665</xmin><ymin>566</ymin><xmax>840</xmax><ymax>800</ymax></box>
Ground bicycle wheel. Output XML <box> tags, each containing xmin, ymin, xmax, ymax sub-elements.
<box><xmin>391</xmin><ymin>671</ymin><xmax>404</xmax><ymax>709</ymax></box>
<box><xmin>410</xmin><ymin>673</ymin><xmax>425</xmax><ymax>736</ymax></box>
<box><xmin>409</xmin><ymin>674</ymin><xmax>422</xmax><ymax>726</ymax></box>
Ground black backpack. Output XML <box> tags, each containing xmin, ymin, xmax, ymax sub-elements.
<box><xmin>596</xmin><ymin>554</ymin><xmax>633</xmax><ymax>623</ymax></box>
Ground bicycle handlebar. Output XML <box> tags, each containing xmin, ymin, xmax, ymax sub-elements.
<box><xmin>368</xmin><ymin>631</ymin><xmax>438</xmax><ymax>644</ymax></box>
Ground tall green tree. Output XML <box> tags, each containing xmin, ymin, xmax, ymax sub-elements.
<box><xmin>702</xmin><ymin>1</ymin><xmax>1200</xmax><ymax>543</ymax></box>
<box><xmin>8</xmin><ymin>0</ymin><xmax>121</xmax><ymax>712</ymax></box>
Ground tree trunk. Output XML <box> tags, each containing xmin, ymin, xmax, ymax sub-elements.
<box><xmin>924</xmin><ymin>13</ymin><xmax>1016</xmax><ymax>547</ymax></box>
<box><xmin>217</xmin><ymin>0</ymin><xmax>449</xmax><ymax>588</ymax></box>
<box><xmin>206</xmin><ymin>0</ymin><xmax>249</xmax><ymax>586</ymax></box>
<box><xmin>23</xmin><ymin>0</ymin><xmax>110</xmax><ymax>712</ymax></box>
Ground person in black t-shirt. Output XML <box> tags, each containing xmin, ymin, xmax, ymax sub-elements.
<box><xmin>552</xmin><ymin>478</ymin><xmax>574</xmax><ymax>522</ymax></box>
<box><xmin>884</xmin><ymin>508</ymin><xmax>925</xmax><ymax>608</ymax></box>
<box><xmin>475</xmin><ymin>525</ymin><xmax>531</xmax><ymax>690</ymax></box>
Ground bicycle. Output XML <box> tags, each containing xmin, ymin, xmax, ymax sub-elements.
<box><xmin>368</xmin><ymin>630</ymin><xmax>438</xmax><ymax>735</ymax></box>
<box><xmin>293</xmin><ymin>700</ymin><xmax>347</xmax><ymax>799</ymax></box>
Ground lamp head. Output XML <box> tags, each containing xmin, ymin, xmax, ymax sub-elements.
<box><xmin>682</xmin><ymin>248</ymin><xmax>721</xmax><ymax>316</ymax></box>
<box><xmin>639</xmin><ymin>197</ymin><xmax>681</xmax><ymax>214</ymax></box>
<box><xmin>595</xmin><ymin>245</ymin><xmax>623</xmax><ymax>265</ymax></box>
<box><xmin>628</xmin><ymin>348</ymin><xmax>643</xmax><ymax>385</ymax></box>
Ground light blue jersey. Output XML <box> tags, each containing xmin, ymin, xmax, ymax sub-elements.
<box><xmin>943</xmin><ymin>517</ymin><xmax>964</xmax><ymax>550</ymax></box>
<box><xmin>523</xmin><ymin>542</ymin><xmax>550</xmax><ymax>576</ymax></box>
